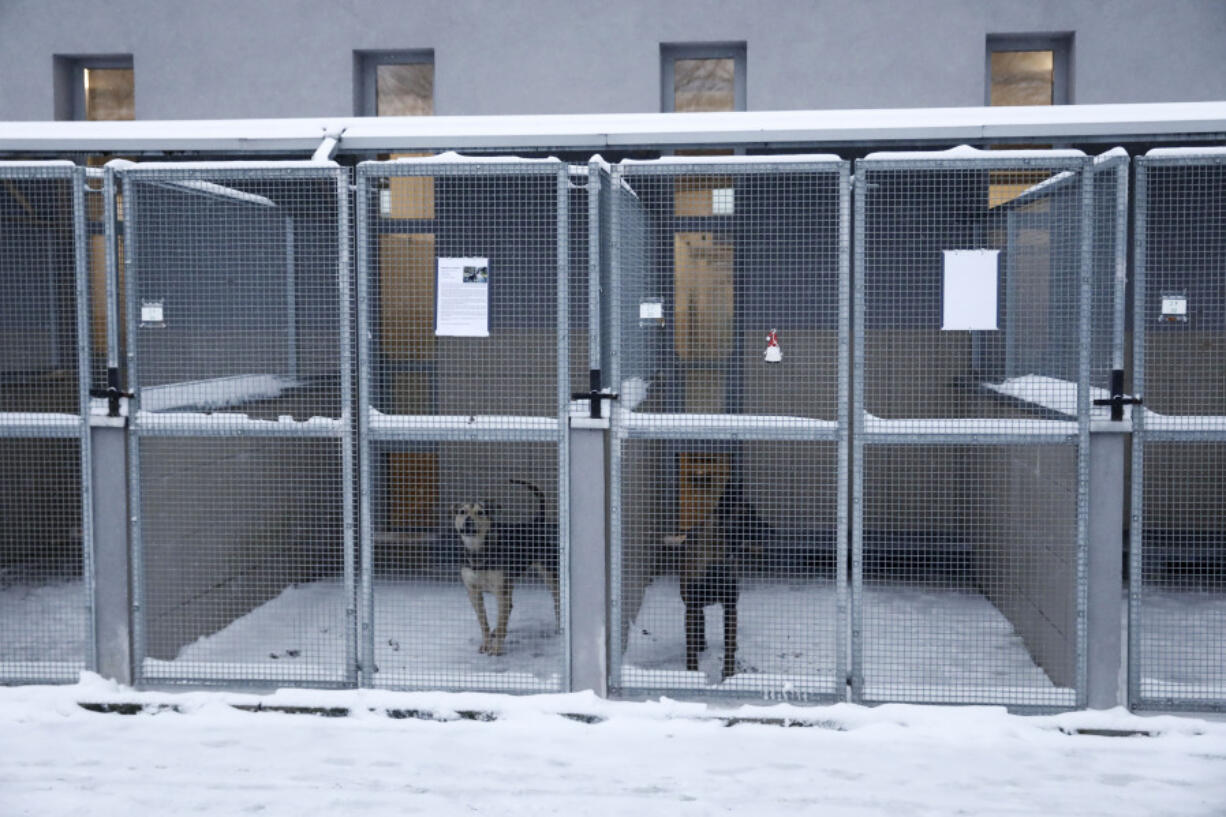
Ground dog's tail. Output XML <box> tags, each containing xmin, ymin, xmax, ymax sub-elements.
<box><xmin>509</xmin><ymin>479</ymin><xmax>545</xmax><ymax>524</ymax></box>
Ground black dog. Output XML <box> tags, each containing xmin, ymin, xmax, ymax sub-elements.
<box><xmin>453</xmin><ymin>480</ymin><xmax>560</xmax><ymax>655</ymax></box>
<box><xmin>668</xmin><ymin>479</ymin><xmax>767</xmax><ymax>680</ymax></box>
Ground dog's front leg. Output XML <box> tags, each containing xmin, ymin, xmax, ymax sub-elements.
<box><xmin>462</xmin><ymin>569</ymin><xmax>493</xmax><ymax>653</ymax></box>
<box><xmin>684</xmin><ymin>602</ymin><xmax>704</xmax><ymax>673</ymax></box>
<box><xmin>489</xmin><ymin>573</ymin><xmax>513</xmax><ymax>656</ymax></box>
<box><xmin>721</xmin><ymin>600</ymin><xmax>738</xmax><ymax>680</ymax></box>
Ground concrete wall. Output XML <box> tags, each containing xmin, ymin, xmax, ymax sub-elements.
<box><xmin>0</xmin><ymin>438</ymin><xmax>81</xmax><ymax>574</ymax></box>
<box><xmin>138</xmin><ymin>432</ymin><xmax>344</xmax><ymax>660</ymax></box>
<box><xmin>982</xmin><ymin>443</ymin><xmax>1079</xmax><ymax>690</ymax></box>
<box><xmin>2</xmin><ymin>1</ymin><xmax>1224</xmax><ymax>122</ymax></box>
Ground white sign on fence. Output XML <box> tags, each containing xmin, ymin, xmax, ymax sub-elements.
<box><xmin>941</xmin><ymin>249</ymin><xmax>999</xmax><ymax>331</ymax></box>
<box><xmin>436</xmin><ymin>257</ymin><xmax>490</xmax><ymax>337</ymax></box>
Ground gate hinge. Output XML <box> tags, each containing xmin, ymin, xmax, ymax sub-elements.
<box><xmin>1091</xmin><ymin>369</ymin><xmax>1142</xmax><ymax>422</ymax></box>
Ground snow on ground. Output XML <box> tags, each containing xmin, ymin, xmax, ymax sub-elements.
<box><xmin>3</xmin><ymin>577</ymin><xmax>1225</xmax><ymax>704</ymax></box>
<box><xmin>147</xmin><ymin>578</ymin><xmax>565</xmax><ymax>691</ymax></box>
<box><xmin>1137</xmin><ymin>589</ymin><xmax>1226</xmax><ymax>701</ymax></box>
<box><xmin>0</xmin><ymin>579</ymin><xmax>86</xmax><ymax>681</ymax></box>
<box><xmin>621</xmin><ymin>577</ymin><xmax>1067</xmax><ymax>704</ymax></box>
<box><xmin>0</xmin><ymin>674</ymin><xmax>1225</xmax><ymax>817</ymax></box>
<box><xmin>126</xmin><ymin>576</ymin><xmax>1063</xmax><ymax>701</ymax></box>
<box><xmin>3</xmin><ymin>579</ymin><xmax>1226</xmax><ymax>815</ymax></box>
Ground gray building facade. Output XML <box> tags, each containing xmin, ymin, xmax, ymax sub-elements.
<box><xmin>1</xmin><ymin>0</ymin><xmax>1224</xmax><ymax>122</ymax></box>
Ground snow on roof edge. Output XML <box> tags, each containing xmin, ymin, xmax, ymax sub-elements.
<box><xmin>119</xmin><ymin>160</ymin><xmax>340</xmax><ymax>171</ymax></box>
<box><xmin>619</xmin><ymin>153</ymin><xmax>842</xmax><ymax>167</ymax></box>
<box><xmin>382</xmin><ymin>151</ymin><xmax>564</xmax><ymax>165</ymax></box>
<box><xmin>2</xmin><ymin>101</ymin><xmax>1224</xmax><ymax>153</ymax></box>
<box><xmin>863</xmin><ymin>144</ymin><xmax>1085</xmax><ymax>161</ymax></box>
<box><xmin>1145</xmin><ymin>145</ymin><xmax>1226</xmax><ymax>158</ymax></box>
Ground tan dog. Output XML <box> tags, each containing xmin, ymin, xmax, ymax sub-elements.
<box><xmin>454</xmin><ymin>480</ymin><xmax>560</xmax><ymax>656</ymax></box>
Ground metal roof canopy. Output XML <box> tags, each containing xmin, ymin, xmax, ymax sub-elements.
<box><xmin>1</xmin><ymin>101</ymin><xmax>1224</xmax><ymax>155</ymax></box>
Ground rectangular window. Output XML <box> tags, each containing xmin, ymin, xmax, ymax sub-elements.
<box><xmin>54</xmin><ymin>55</ymin><xmax>134</xmax><ymax>120</ymax></box>
<box><xmin>661</xmin><ymin>43</ymin><xmax>746</xmax><ymax>113</ymax></box>
<box><xmin>355</xmin><ymin>50</ymin><xmax>434</xmax><ymax>116</ymax></box>
<box><xmin>986</xmin><ymin>35</ymin><xmax>1071</xmax><ymax>106</ymax></box>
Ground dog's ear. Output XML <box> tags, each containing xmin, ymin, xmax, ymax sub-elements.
<box><xmin>450</xmin><ymin>502</ymin><xmax>465</xmax><ymax>515</ymax></box>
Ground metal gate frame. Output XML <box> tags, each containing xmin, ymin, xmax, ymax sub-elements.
<box><xmin>355</xmin><ymin>157</ymin><xmax>573</xmax><ymax>692</ymax></box>
<box><xmin>1130</xmin><ymin>147</ymin><xmax>1226</xmax><ymax>713</ymax></box>
<box><xmin>119</xmin><ymin>161</ymin><xmax>355</xmax><ymax>687</ymax></box>
<box><xmin>0</xmin><ymin>161</ymin><xmax>94</xmax><ymax>682</ymax></box>
<box><xmin>852</xmin><ymin>151</ymin><xmax>1096</xmax><ymax>710</ymax></box>
<box><xmin>607</xmin><ymin>155</ymin><xmax>852</xmax><ymax>701</ymax></box>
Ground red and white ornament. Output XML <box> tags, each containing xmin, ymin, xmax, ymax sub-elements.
<box><xmin>764</xmin><ymin>328</ymin><xmax>782</xmax><ymax>363</ymax></box>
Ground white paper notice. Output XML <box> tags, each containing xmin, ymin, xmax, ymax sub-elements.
<box><xmin>942</xmin><ymin>249</ymin><xmax>999</xmax><ymax>331</ymax></box>
<box><xmin>436</xmin><ymin>257</ymin><xmax>490</xmax><ymax>337</ymax></box>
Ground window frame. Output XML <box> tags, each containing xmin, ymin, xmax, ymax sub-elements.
<box><xmin>985</xmin><ymin>34</ymin><xmax>1072</xmax><ymax>106</ymax></box>
<box><xmin>660</xmin><ymin>42</ymin><xmax>747</xmax><ymax>113</ymax></box>
<box><xmin>354</xmin><ymin>49</ymin><xmax>435</xmax><ymax>117</ymax></box>
<box><xmin>54</xmin><ymin>54</ymin><xmax>134</xmax><ymax>121</ymax></box>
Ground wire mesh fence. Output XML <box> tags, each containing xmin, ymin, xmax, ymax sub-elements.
<box><xmin>853</xmin><ymin>149</ymin><xmax>1100</xmax><ymax>709</ymax></box>
<box><xmin>356</xmin><ymin>157</ymin><xmax>571</xmax><ymax>692</ymax></box>
<box><xmin>1131</xmin><ymin>149</ymin><xmax>1226</xmax><ymax>711</ymax></box>
<box><xmin>120</xmin><ymin>162</ymin><xmax>353</xmax><ymax>687</ymax></box>
<box><xmin>609</xmin><ymin>156</ymin><xmax>849</xmax><ymax>701</ymax></box>
<box><xmin>0</xmin><ymin>162</ymin><xmax>92</xmax><ymax>684</ymax></box>
<box><xmin>3</xmin><ymin>146</ymin><xmax>1221</xmax><ymax>714</ymax></box>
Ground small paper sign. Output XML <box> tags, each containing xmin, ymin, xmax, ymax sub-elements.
<box><xmin>140</xmin><ymin>300</ymin><xmax>165</xmax><ymax>327</ymax></box>
<box><xmin>639</xmin><ymin>301</ymin><xmax>664</xmax><ymax>321</ymax></box>
<box><xmin>436</xmin><ymin>257</ymin><xmax>489</xmax><ymax>337</ymax></box>
<box><xmin>1161</xmin><ymin>293</ymin><xmax>1188</xmax><ymax>323</ymax></box>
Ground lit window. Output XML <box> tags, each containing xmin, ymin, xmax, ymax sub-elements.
<box><xmin>987</xmin><ymin>35</ymin><xmax>1071</xmax><ymax>106</ymax></box>
<box><xmin>84</xmin><ymin>67</ymin><xmax>134</xmax><ymax>120</ymax></box>
<box><xmin>661</xmin><ymin>43</ymin><xmax>746</xmax><ymax>113</ymax></box>
<box><xmin>55</xmin><ymin>56</ymin><xmax>134</xmax><ymax>121</ymax></box>
<box><xmin>356</xmin><ymin>51</ymin><xmax>434</xmax><ymax>116</ymax></box>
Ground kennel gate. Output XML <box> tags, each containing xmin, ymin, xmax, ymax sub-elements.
<box><xmin>852</xmin><ymin>149</ymin><xmax>1124</xmax><ymax>710</ymax></box>
<box><xmin>0</xmin><ymin>162</ymin><xmax>94</xmax><ymax>684</ymax></box>
<box><xmin>1131</xmin><ymin>148</ymin><xmax>1226</xmax><ymax>712</ymax></box>
<box><xmin>608</xmin><ymin>156</ymin><xmax>851</xmax><ymax>701</ymax></box>
<box><xmin>118</xmin><ymin>162</ymin><xmax>355</xmax><ymax>687</ymax></box>
<box><xmin>355</xmin><ymin>157</ymin><xmax>573</xmax><ymax>693</ymax></box>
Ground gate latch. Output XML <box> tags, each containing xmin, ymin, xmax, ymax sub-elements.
<box><xmin>89</xmin><ymin>368</ymin><xmax>133</xmax><ymax>418</ymax></box>
<box><xmin>1092</xmin><ymin>368</ymin><xmax>1142</xmax><ymax>422</ymax></box>
<box><xmin>572</xmin><ymin>369</ymin><xmax>619</xmax><ymax>419</ymax></box>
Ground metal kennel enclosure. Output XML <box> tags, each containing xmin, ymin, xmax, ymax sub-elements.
<box><xmin>608</xmin><ymin>156</ymin><xmax>851</xmax><ymax>701</ymax></box>
<box><xmin>118</xmin><ymin>161</ymin><xmax>354</xmax><ymax>687</ymax></box>
<box><xmin>1131</xmin><ymin>148</ymin><xmax>1226</xmax><ymax>712</ymax></box>
<box><xmin>355</xmin><ymin>157</ymin><xmax>576</xmax><ymax>692</ymax></box>
<box><xmin>0</xmin><ymin>162</ymin><xmax>93</xmax><ymax>684</ymax></box>
<box><xmin>852</xmin><ymin>148</ymin><xmax>1121</xmax><ymax>710</ymax></box>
